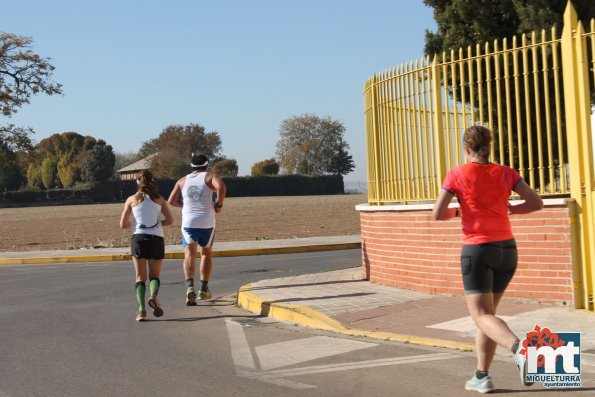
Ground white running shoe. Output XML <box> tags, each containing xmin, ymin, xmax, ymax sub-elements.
<box><xmin>464</xmin><ymin>373</ymin><xmax>494</xmax><ymax>394</ymax></box>
<box><xmin>186</xmin><ymin>287</ymin><xmax>197</xmax><ymax>306</ymax></box>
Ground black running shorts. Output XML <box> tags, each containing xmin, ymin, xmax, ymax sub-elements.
<box><xmin>460</xmin><ymin>239</ymin><xmax>517</xmax><ymax>294</ymax></box>
<box><xmin>131</xmin><ymin>234</ymin><xmax>165</xmax><ymax>260</ymax></box>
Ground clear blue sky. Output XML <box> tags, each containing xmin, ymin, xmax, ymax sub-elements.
<box><xmin>3</xmin><ymin>0</ymin><xmax>436</xmax><ymax>182</ymax></box>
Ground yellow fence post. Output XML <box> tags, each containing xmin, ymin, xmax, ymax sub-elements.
<box><xmin>431</xmin><ymin>55</ymin><xmax>446</xmax><ymax>193</ymax></box>
<box><xmin>560</xmin><ymin>1</ymin><xmax>594</xmax><ymax>310</ymax></box>
<box><xmin>368</xmin><ymin>75</ymin><xmax>383</xmax><ymax>204</ymax></box>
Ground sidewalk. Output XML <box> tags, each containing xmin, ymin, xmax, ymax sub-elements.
<box><xmin>0</xmin><ymin>235</ymin><xmax>361</xmax><ymax>264</ymax></box>
<box><xmin>237</xmin><ymin>267</ymin><xmax>595</xmax><ymax>371</ymax></box>
<box><xmin>2</xmin><ymin>235</ymin><xmax>593</xmax><ymax>370</ymax></box>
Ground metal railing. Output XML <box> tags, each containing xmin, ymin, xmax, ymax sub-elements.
<box><xmin>364</xmin><ymin>33</ymin><xmax>574</xmax><ymax>203</ymax></box>
<box><xmin>363</xmin><ymin>2</ymin><xmax>595</xmax><ymax>310</ymax></box>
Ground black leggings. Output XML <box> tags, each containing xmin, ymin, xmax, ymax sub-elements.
<box><xmin>460</xmin><ymin>239</ymin><xmax>517</xmax><ymax>294</ymax></box>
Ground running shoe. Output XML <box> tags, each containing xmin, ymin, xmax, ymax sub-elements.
<box><xmin>148</xmin><ymin>298</ymin><xmax>164</xmax><ymax>317</ymax></box>
<box><xmin>199</xmin><ymin>288</ymin><xmax>212</xmax><ymax>300</ymax></box>
<box><xmin>514</xmin><ymin>345</ymin><xmax>535</xmax><ymax>386</ymax></box>
<box><xmin>464</xmin><ymin>373</ymin><xmax>494</xmax><ymax>394</ymax></box>
<box><xmin>135</xmin><ymin>311</ymin><xmax>147</xmax><ymax>322</ymax></box>
<box><xmin>186</xmin><ymin>287</ymin><xmax>197</xmax><ymax>306</ymax></box>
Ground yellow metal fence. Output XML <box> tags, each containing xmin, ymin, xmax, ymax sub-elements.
<box><xmin>363</xmin><ymin>2</ymin><xmax>594</xmax><ymax>310</ymax></box>
<box><xmin>364</xmin><ymin>32</ymin><xmax>576</xmax><ymax>203</ymax></box>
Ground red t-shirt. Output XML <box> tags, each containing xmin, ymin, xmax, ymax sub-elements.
<box><xmin>442</xmin><ymin>163</ymin><xmax>522</xmax><ymax>244</ymax></box>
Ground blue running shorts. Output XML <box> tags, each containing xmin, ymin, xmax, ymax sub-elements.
<box><xmin>181</xmin><ymin>227</ymin><xmax>215</xmax><ymax>248</ymax></box>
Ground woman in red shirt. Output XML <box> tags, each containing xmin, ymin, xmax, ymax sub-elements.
<box><xmin>432</xmin><ymin>126</ymin><xmax>543</xmax><ymax>393</ymax></box>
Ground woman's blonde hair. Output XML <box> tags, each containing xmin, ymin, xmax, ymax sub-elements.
<box><xmin>135</xmin><ymin>170</ymin><xmax>160</xmax><ymax>201</ymax></box>
<box><xmin>463</xmin><ymin>125</ymin><xmax>492</xmax><ymax>161</ymax></box>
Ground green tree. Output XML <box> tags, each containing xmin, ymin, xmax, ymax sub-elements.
<box><xmin>40</xmin><ymin>157</ymin><xmax>57</xmax><ymax>189</ymax></box>
<box><xmin>424</xmin><ymin>0</ymin><xmax>595</xmax><ymax>56</ymax></box>
<box><xmin>423</xmin><ymin>0</ymin><xmax>595</xmax><ymax>188</ymax></box>
<box><xmin>57</xmin><ymin>155</ymin><xmax>77</xmax><ymax>188</ymax></box>
<box><xmin>0</xmin><ymin>33</ymin><xmax>62</xmax><ymax>150</ymax></box>
<box><xmin>37</xmin><ymin>132</ymin><xmax>89</xmax><ymax>162</ymax></box>
<box><xmin>83</xmin><ymin>143</ymin><xmax>115</xmax><ymax>183</ymax></box>
<box><xmin>35</xmin><ymin>132</ymin><xmax>105</xmax><ymax>185</ymax></box>
<box><xmin>136</xmin><ymin>139</ymin><xmax>159</xmax><ymax>160</ymax></box>
<box><xmin>138</xmin><ymin>123</ymin><xmax>223</xmax><ymax>177</ymax></box>
<box><xmin>212</xmin><ymin>158</ymin><xmax>239</xmax><ymax>177</ymax></box>
<box><xmin>26</xmin><ymin>164</ymin><xmax>42</xmax><ymax>188</ymax></box>
<box><xmin>251</xmin><ymin>158</ymin><xmax>280</xmax><ymax>176</ymax></box>
<box><xmin>276</xmin><ymin>114</ymin><xmax>355</xmax><ymax>176</ymax></box>
<box><xmin>167</xmin><ymin>160</ymin><xmax>190</xmax><ymax>179</ymax></box>
<box><xmin>0</xmin><ymin>140</ymin><xmax>23</xmax><ymax>190</ymax></box>
<box><xmin>326</xmin><ymin>141</ymin><xmax>355</xmax><ymax>176</ymax></box>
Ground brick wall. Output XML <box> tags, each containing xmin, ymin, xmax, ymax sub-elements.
<box><xmin>358</xmin><ymin>200</ymin><xmax>574</xmax><ymax>305</ymax></box>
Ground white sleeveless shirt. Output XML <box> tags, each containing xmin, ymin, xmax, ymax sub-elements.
<box><xmin>131</xmin><ymin>195</ymin><xmax>164</xmax><ymax>237</ymax></box>
<box><xmin>181</xmin><ymin>172</ymin><xmax>215</xmax><ymax>228</ymax></box>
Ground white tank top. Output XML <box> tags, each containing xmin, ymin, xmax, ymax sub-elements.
<box><xmin>181</xmin><ymin>172</ymin><xmax>215</xmax><ymax>228</ymax></box>
<box><xmin>131</xmin><ymin>195</ymin><xmax>164</xmax><ymax>237</ymax></box>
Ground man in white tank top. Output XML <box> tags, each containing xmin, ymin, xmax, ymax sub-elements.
<box><xmin>168</xmin><ymin>154</ymin><xmax>227</xmax><ymax>306</ymax></box>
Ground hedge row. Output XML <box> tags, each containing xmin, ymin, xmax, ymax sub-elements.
<box><xmin>0</xmin><ymin>188</ymin><xmax>95</xmax><ymax>204</ymax></box>
<box><xmin>0</xmin><ymin>175</ymin><xmax>344</xmax><ymax>206</ymax></box>
<box><xmin>221</xmin><ymin>175</ymin><xmax>344</xmax><ymax>197</ymax></box>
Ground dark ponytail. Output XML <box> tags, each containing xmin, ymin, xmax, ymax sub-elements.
<box><xmin>135</xmin><ymin>170</ymin><xmax>161</xmax><ymax>201</ymax></box>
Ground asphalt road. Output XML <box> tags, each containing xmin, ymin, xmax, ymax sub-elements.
<box><xmin>1</xmin><ymin>250</ymin><xmax>591</xmax><ymax>397</ymax></box>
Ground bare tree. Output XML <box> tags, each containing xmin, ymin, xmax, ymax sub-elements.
<box><xmin>0</xmin><ymin>33</ymin><xmax>62</xmax><ymax>150</ymax></box>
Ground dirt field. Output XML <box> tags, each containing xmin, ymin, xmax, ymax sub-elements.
<box><xmin>0</xmin><ymin>194</ymin><xmax>366</xmax><ymax>252</ymax></box>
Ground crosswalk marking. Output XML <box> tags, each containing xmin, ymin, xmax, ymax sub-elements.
<box><xmin>266</xmin><ymin>353</ymin><xmax>462</xmax><ymax>377</ymax></box>
<box><xmin>226</xmin><ymin>319</ymin><xmax>463</xmax><ymax>389</ymax></box>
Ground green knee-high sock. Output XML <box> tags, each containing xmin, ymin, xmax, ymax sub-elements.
<box><xmin>135</xmin><ymin>281</ymin><xmax>146</xmax><ymax>312</ymax></box>
<box><xmin>149</xmin><ymin>278</ymin><xmax>160</xmax><ymax>299</ymax></box>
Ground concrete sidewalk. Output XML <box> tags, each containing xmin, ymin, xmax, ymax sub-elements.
<box><xmin>0</xmin><ymin>235</ymin><xmax>361</xmax><ymax>264</ymax></box>
<box><xmin>236</xmin><ymin>267</ymin><xmax>595</xmax><ymax>372</ymax></box>
<box><xmin>2</xmin><ymin>234</ymin><xmax>593</xmax><ymax>372</ymax></box>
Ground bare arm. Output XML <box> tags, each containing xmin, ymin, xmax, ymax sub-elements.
<box><xmin>167</xmin><ymin>179</ymin><xmax>184</xmax><ymax>208</ymax></box>
<box><xmin>431</xmin><ymin>189</ymin><xmax>457</xmax><ymax>221</ymax></box>
<box><xmin>208</xmin><ymin>173</ymin><xmax>227</xmax><ymax>214</ymax></box>
<box><xmin>156</xmin><ymin>197</ymin><xmax>174</xmax><ymax>226</ymax></box>
<box><xmin>119</xmin><ymin>198</ymin><xmax>133</xmax><ymax>229</ymax></box>
<box><xmin>509</xmin><ymin>180</ymin><xmax>543</xmax><ymax>214</ymax></box>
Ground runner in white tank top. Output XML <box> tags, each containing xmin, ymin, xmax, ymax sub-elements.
<box><xmin>168</xmin><ymin>154</ymin><xmax>227</xmax><ymax>306</ymax></box>
<box><xmin>131</xmin><ymin>194</ymin><xmax>165</xmax><ymax>237</ymax></box>
<box><xmin>181</xmin><ymin>172</ymin><xmax>215</xmax><ymax>229</ymax></box>
<box><xmin>120</xmin><ymin>170</ymin><xmax>173</xmax><ymax>322</ymax></box>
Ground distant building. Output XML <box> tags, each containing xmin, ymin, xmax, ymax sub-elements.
<box><xmin>115</xmin><ymin>153</ymin><xmax>157</xmax><ymax>181</ymax></box>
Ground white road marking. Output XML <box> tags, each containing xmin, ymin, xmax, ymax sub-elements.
<box><xmin>225</xmin><ymin>319</ymin><xmax>257</xmax><ymax>370</ymax></box>
<box><xmin>226</xmin><ymin>319</ymin><xmax>315</xmax><ymax>389</ymax></box>
<box><xmin>237</xmin><ymin>369</ymin><xmax>316</xmax><ymax>389</ymax></box>
<box><xmin>265</xmin><ymin>353</ymin><xmax>462</xmax><ymax>377</ymax></box>
<box><xmin>255</xmin><ymin>336</ymin><xmax>375</xmax><ymax>370</ymax></box>
<box><xmin>225</xmin><ymin>319</ymin><xmax>463</xmax><ymax>389</ymax></box>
